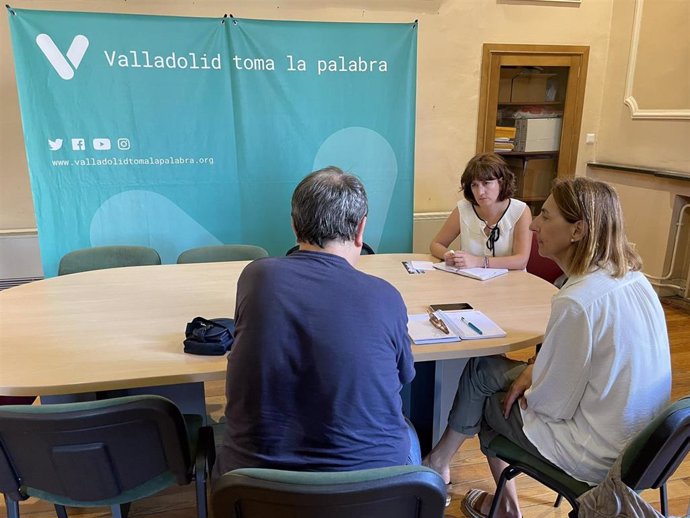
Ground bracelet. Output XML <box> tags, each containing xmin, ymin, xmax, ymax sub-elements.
<box><xmin>483</xmin><ymin>256</ymin><xmax>489</xmax><ymax>269</ymax></box>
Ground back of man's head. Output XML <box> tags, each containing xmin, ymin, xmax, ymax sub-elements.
<box><xmin>291</xmin><ymin>167</ymin><xmax>368</xmax><ymax>248</ymax></box>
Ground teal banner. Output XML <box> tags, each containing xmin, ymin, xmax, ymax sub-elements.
<box><xmin>8</xmin><ymin>8</ymin><xmax>417</xmax><ymax>276</ymax></box>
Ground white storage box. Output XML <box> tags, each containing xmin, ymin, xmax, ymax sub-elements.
<box><xmin>514</xmin><ymin>118</ymin><xmax>562</xmax><ymax>152</ymax></box>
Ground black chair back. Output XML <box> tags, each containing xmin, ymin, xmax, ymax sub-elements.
<box><xmin>621</xmin><ymin>396</ymin><xmax>690</xmax><ymax>491</ymax></box>
<box><xmin>487</xmin><ymin>396</ymin><xmax>690</xmax><ymax>518</ymax></box>
<box><xmin>0</xmin><ymin>395</ymin><xmax>212</xmax><ymax>518</ymax></box>
<box><xmin>212</xmin><ymin>466</ymin><xmax>446</xmax><ymax>518</ymax></box>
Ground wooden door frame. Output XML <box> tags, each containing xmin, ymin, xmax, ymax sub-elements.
<box><xmin>476</xmin><ymin>44</ymin><xmax>589</xmax><ymax>178</ymax></box>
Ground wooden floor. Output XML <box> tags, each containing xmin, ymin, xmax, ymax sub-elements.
<box><xmin>4</xmin><ymin>303</ymin><xmax>689</xmax><ymax>518</ymax></box>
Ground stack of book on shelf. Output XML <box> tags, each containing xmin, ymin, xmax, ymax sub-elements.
<box><xmin>494</xmin><ymin>126</ymin><xmax>516</xmax><ymax>152</ymax></box>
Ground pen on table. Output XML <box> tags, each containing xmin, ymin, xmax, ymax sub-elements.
<box><xmin>460</xmin><ymin>316</ymin><xmax>483</xmax><ymax>335</ymax></box>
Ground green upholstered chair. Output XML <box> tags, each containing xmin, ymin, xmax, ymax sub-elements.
<box><xmin>58</xmin><ymin>245</ymin><xmax>161</xmax><ymax>275</ymax></box>
<box><xmin>0</xmin><ymin>395</ymin><xmax>214</xmax><ymax>518</ymax></box>
<box><xmin>486</xmin><ymin>396</ymin><xmax>690</xmax><ymax>518</ymax></box>
<box><xmin>285</xmin><ymin>242</ymin><xmax>375</xmax><ymax>256</ymax></box>
<box><xmin>176</xmin><ymin>244</ymin><xmax>269</xmax><ymax>264</ymax></box>
<box><xmin>211</xmin><ymin>465</ymin><xmax>446</xmax><ymax>518</ymax></box>
<box><xmin>0</xmin><ymin>397</ymin><xmax>35</xmax><ymax>406</ymax></box>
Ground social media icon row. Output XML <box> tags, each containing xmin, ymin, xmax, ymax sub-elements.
<box><xmin>48</xmin><ymin>138</ymin><xmax>131</xmax><ymax>151</ymax></box>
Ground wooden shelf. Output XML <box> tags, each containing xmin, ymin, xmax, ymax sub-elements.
<box><xmin>495</xmin><ymin>151</ymin><xmax>559</xmax><ymax>158</ymax></box>
<box><xmin>498</xmin><ymin>101</ymin><xmax>564</xmax><ymax>106</ymax></box>
<box><xmin>476</xmin><ymin>44</ymin><xmax>589</xmax><ymax>187</ymax></box>
<box><xmin>521</xmin><ymin>195</ymin><xmax>548</xmax><ymax>202</ymax></box>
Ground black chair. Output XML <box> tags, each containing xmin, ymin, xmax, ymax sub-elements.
<box><xmin>177</xmin><ymin>244</ymin><xmax>269</xmax><ymax>264</ymax></box>
<box><xmin>487</xmin><ymin>396</ymin><xmax>690</xmax><ymax>518</ymax></box>
<box><xmin>286</xmin><ymin>242</ymin><xmax>375</xmax><ymax>255</ymax></box>
<box><xmin>0</xmin><ymin>395</ymin><xmax>214</xmax><ymax>518</ymax></box>
<box><xmin>58</xmin><ymin>245</ymin><xmax>161</xmax><ymax>275</ymax></box>
<box><xmin>212</xmin><ymin>465</ymin><xmax>446</xmax><ymax>518</ymax></box>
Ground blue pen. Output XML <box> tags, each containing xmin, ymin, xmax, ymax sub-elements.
<box><xmin>460</xmin><ymin>316</ymin><xmax>483</xmax><ymax>335</ymax></box>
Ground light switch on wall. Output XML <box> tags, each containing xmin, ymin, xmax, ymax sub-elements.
<box><xmin>586</xmin><ymin>133</ymin><xmax>596</xmax><ymax>144</ymax></box>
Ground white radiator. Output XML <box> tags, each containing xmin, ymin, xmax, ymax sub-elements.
<box><xmin>0</xmin><ymin>231</ymin><xmax>44</xmax><ymax>290</ymax></box>
<box><xmin>412</xmin><ymin>211</ymin><xmax>456</xmax><ymax>253</ymax></box>
<box><xmin>645</xmin><ymin>197</ymin><xmax>690</xmax><ymax>299</ymax></box>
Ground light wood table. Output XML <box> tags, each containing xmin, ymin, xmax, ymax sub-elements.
<box><xmin>0</xmin><ymin>253</ymin><xmax>556</xmax><ymax>444</ymax></box>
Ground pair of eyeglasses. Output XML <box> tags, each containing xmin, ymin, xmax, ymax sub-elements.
<box><xmin>427</xmin><ymin>308</ymin><xmax>449</xmax><ymax>334</ymax></box>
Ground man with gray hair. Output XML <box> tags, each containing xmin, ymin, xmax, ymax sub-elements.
<box><xmin>214</xmin><ymin>166</ymin><xmax>419</xmax><ymax>476</ymax></box>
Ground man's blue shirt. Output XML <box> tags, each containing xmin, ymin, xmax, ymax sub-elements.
<box><xmin>215</xmin><ymin>251</ymin><xmax>415</xmax><ymax>474</ymax></box>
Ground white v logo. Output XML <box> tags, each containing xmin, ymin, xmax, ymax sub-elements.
<box><xmin>36</xmin><ymin>34</ymin><xmax>89</xmax><ymax>80</ymax></box>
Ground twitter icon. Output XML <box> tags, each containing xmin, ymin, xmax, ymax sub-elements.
<box><xmin>48</xmin><ymin>138</ymin><xmax>63</xmax><ymax>151</ymax></box>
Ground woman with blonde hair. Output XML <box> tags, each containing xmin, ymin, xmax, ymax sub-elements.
<box><xmin>424</xmin><ymin>177</ymin><xmax>671</xmax><ymax>518</ymax></box>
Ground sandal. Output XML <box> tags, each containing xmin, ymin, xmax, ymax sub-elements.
<box><xmin>461</xmin><ymin>488</ymin><xmax>489</xmax><ymax>518</ymax></box>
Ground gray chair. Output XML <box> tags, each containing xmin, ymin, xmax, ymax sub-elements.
<box><xmin>0</xmin><ymin>395</ymin><xmax>214</xmax><ymax>518</ymax></box>
<box><xmin>486</xmin><ymin>396</ymin><xmax>690</xmax><ymax>518</ymax></box>
<box><xmin>177</xmin><ymin>244</ymin><xmax>269</xmax><ymax>264</ymax></box>
<box><xmin>211</xmin><ymin>465</ymin><xmax>446</xmax><ymax>518</ymax></box>
<box><xmin>58</xmin><ymin>245</ymin><xmax>161</xmax><ymax>275</ymax></box>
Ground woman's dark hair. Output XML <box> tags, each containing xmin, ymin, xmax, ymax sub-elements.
<box><xmin>460</xmin><ymin>153</ymin><xmax>516</xmax><ymax>204</ymax></box>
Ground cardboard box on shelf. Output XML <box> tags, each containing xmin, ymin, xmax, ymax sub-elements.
<box><xmin>523</xmin><ymin>158</ymin><xmax>556</xmax><ymax>199</ymax></box>
<box><xmin>510</xmin><ymin>73</ymin><xmax>556</xmax><ymax>103</ymax></box>
<box><xmin>514</xmin><ymin>117</ymin><xmax>562</xmax><ymax>152</ymax></box>
<box><xmin>505</xmin><ymin>157</ymin><xmax>556</xmax><ymax>200</ymax></box>
<box><xmin>499</xmin><ymin>68</ymin><xmax>559</xmax><ymax>104</ymax></box>
<box><xmin>498</xmin><ymin>69</ymin><xmax>520</xmax><ymax>103</ymax></box>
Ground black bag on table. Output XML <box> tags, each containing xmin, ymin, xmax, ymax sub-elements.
<box><xmin>183</xmin><ymin>317</ymin><xmax>234</xmax><ymax>355</ymax></box>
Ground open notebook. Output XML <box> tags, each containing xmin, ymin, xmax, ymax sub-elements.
<box><xmin>433</xmin><ymin>263</ymin><xmax>508</xmax><ymax>281</ymax></box>
<box><xmin>407</xmin><ymin>309</ymin><xmax>506</xmax><ymax>345</ymax></box>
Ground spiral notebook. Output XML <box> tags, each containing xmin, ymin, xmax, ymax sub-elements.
<box><xmin>433</xmin><ymin>263</ymin><xmax>508</xmax><ymax>281</ymax></box>
<box><xmin>407</xmin><ymin>309</ymin><xmax>506</xmax><ymax>345</ymax></box>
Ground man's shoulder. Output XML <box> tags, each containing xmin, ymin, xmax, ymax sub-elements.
<box><xmin>240</xmin><ymin>255</ymin><xmax>277</xmax><ymax>272</ymax></box>
<box><xmin>237</xmin><ymin>256</ymin><xmax>289</xmax><ymax>284</ymax></box>
<box><xmin>355</xmin><ymin>271</ymin><xmax>405</xmax><ymax>306</ymax></box>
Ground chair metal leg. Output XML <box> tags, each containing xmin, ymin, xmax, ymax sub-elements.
<box><xmin>493</xmin><ymin>462</ymin><xmax>581</xmax><ymax>517</ymax></box>
<box><xmin>111</xmin><ymin>502</ymin><xmax>130</xmax><ymax>518</ymax></box>
<box><xmin>194</xmin><ymin>425</ymin><xmax>213</xmax><ymax>518</ymax></box>
<box><xmin>659</xmin><ymin>484</ymin><xmax>668</xmax><ymax>517</ymax></box>
<box><xmin>5</xmin><ymin>495</ymin><xmax>20</xmax><ymax>518</ymax></box>
<box><xmin>196</xmin><ymin>472</ymin><xmax>208</xmax><ymax>518</ymax></box>
<box><xmin>54</xmin><ymin>504</ymin><xmax>68</xmax><ymax>518</ymax></box>
<box><xmin>488</xmin><ymin>466</ymin><xmax>519</xmax><ymax>518</ymax></box>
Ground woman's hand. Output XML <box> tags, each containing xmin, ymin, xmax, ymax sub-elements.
<box><xmin>503</xmin><ymin>364</ymin><xmax>533</xmax><ymax>418</ymax></box>
<box><xmin>443</xmin><ymin>250</ymin><xmax>456</xmax><ymax>266</ymax></box>
<box><xmin>448</xmin><ymin>251</ymin><xmax>482</xmax><ymax>269</ymax></box>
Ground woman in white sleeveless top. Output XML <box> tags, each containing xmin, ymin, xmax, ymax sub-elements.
<box><xmin>430</xmin><ymin>153</ymin><xmax>531</xmax><ymax>270</ymax></box>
